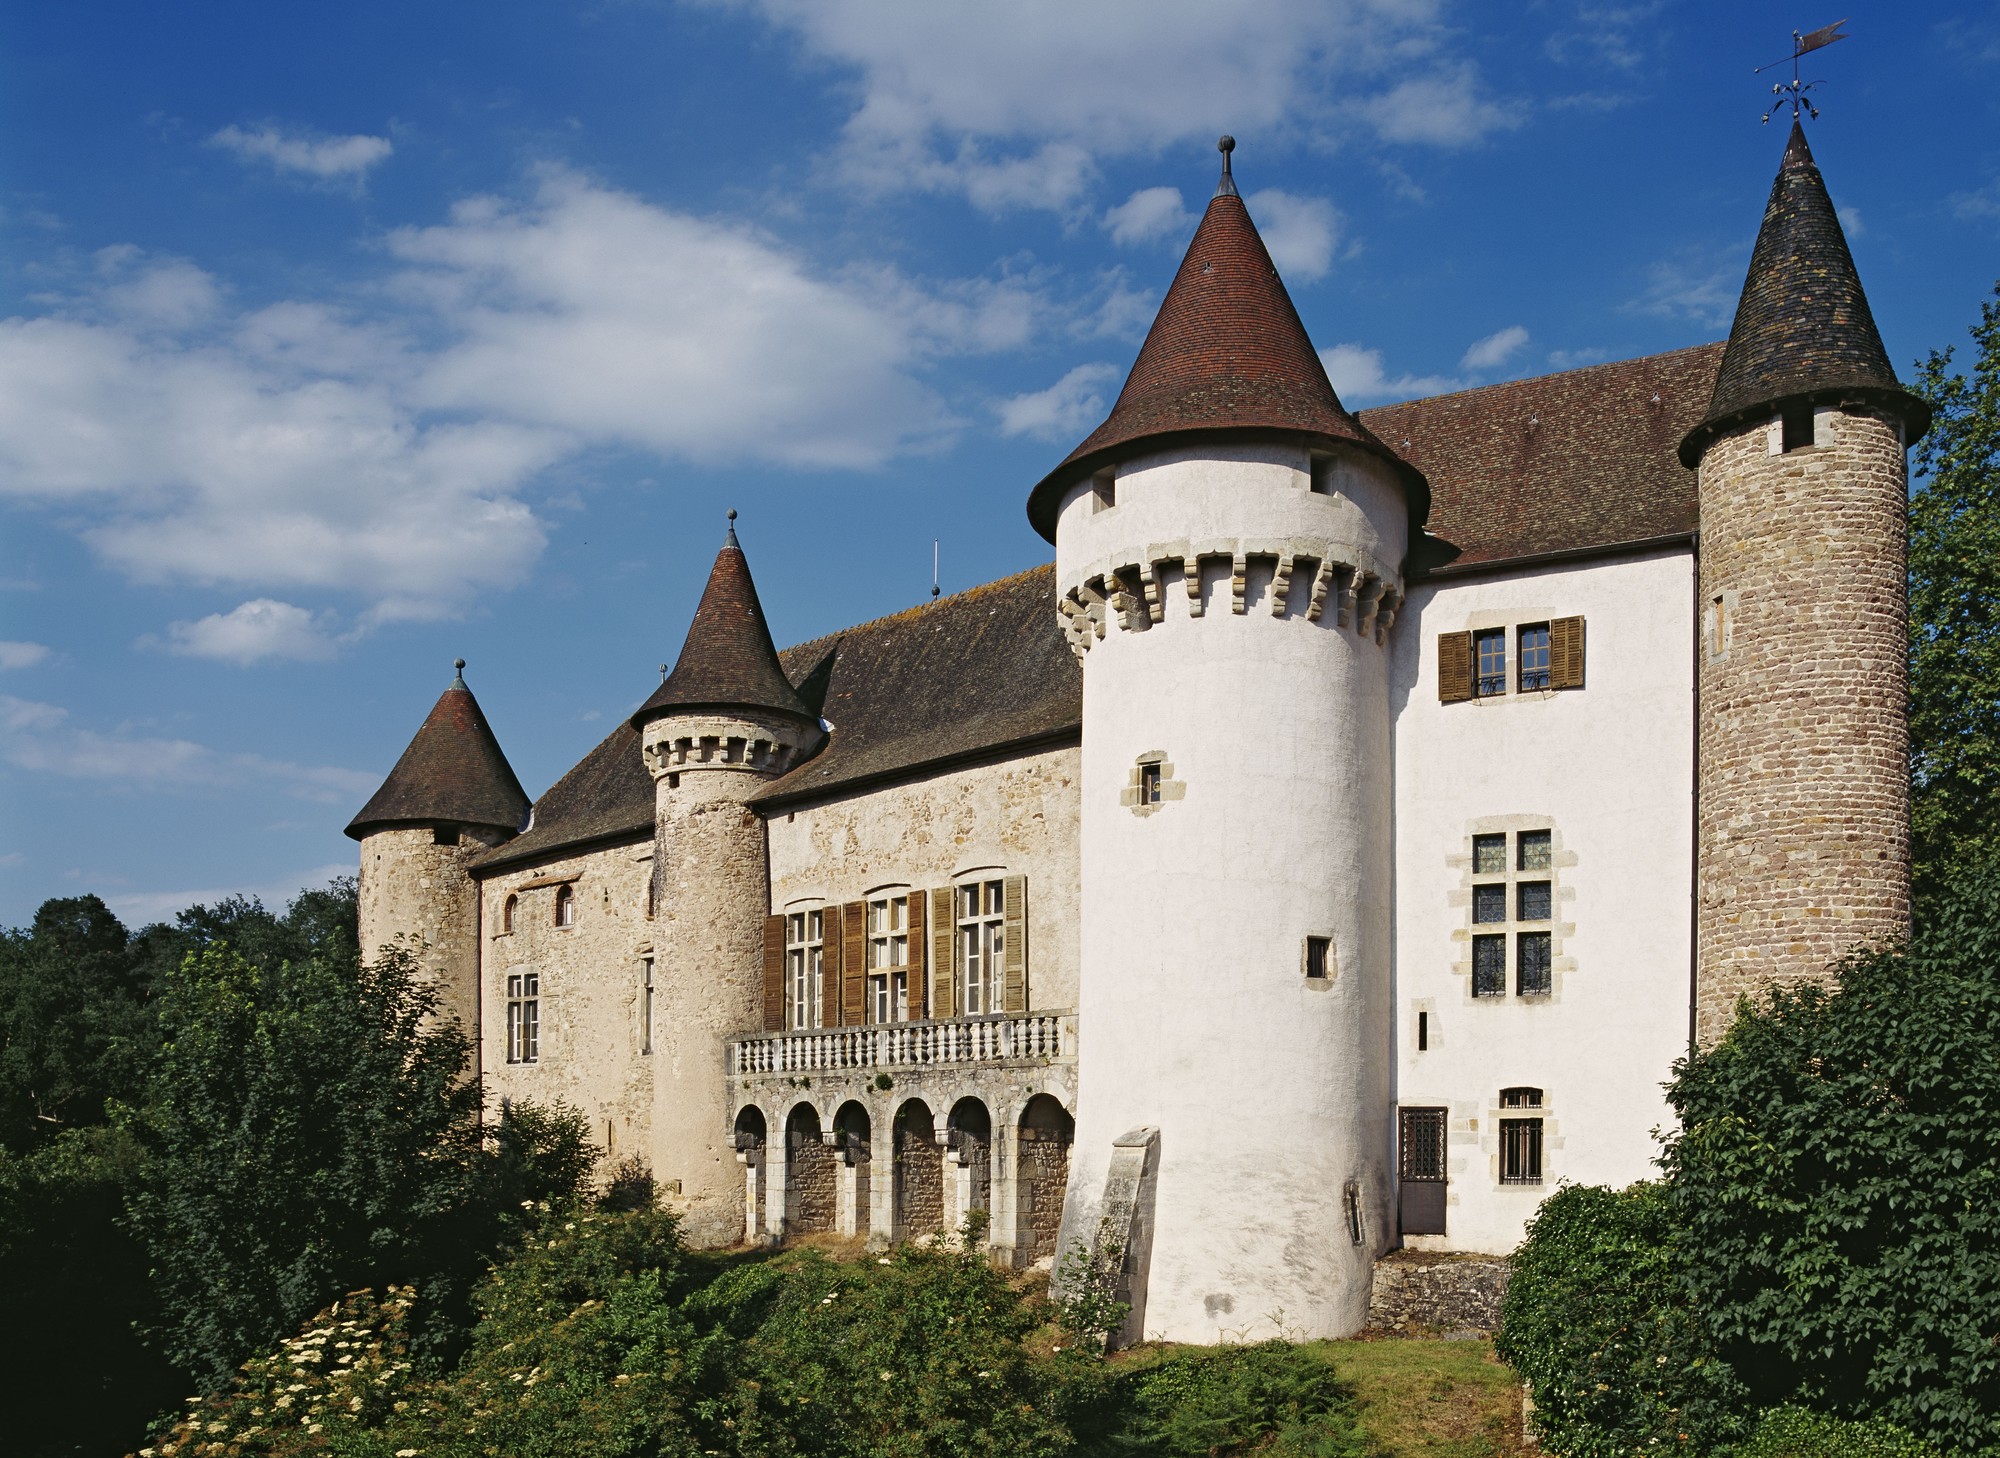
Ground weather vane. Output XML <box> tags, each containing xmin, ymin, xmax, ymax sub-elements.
<box><xmin>1755</xmin><ymin>18</ymin><xmax>1848</xmax><ymax>123</ymax></box>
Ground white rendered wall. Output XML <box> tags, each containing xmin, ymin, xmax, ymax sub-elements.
<box><xmin>1391</xmin><ymin>549</ymin><xmax>1695</xmax><ymax>1254</ymax></box>
<box><xmin>1058</xmin><ymin>441</ymin><xmax>1407</xmax><ymax>1343</ymax></box>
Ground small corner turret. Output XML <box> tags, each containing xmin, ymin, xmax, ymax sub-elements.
<box><xmin>348</xmin><ymin>659</ymin><xmax>530</xmax><ymax>1037</ymax></box>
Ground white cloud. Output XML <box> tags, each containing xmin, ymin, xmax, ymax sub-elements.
<box><xmin>106</xmin><ymin>863</ymin><xmax>356</xmax><ymax>925</ymax></box>
<box><xmin>997</xmin><ymin>362</ymin><xmax>1121</xmax><ymax>442</ymax></box>
<box><xmin>727</xmin><ymin>0</ymin><xmax>1518</xmax><ymax>209</ymax></box>
<box><xmin>0</xmin><ymin>694</ymin><xmax>377</xmax><ymax>802</ymax></box>
<box><xmin>0</xmin><ymin>642</ymin><xmax>49</xmax><ymax>670</ymax></box>
<box><xmin>1547</xmin><ymin>346</ymin><xmax>1608</xmax><ymax>369</ymax></box>
<box><xmin>1319</xmin><ymin>343</ymin><xmax>1462</xmax><ymax>404</ymax></box>
<box><xmin>1629</xmin><ymin>249</ymin><xmax>1741</xmax><ymax>330</ymax></box>
<box><xmin>0</xmin><ymin>171</ymin><xmax>1014</xmax><ymax>622</ymax></box>
<box><xmin>210</xmin><ymin>124</ymin><xmax>393</xmax><ymax>181</ymax></box>
<box><xmin>157</xmin><ymin>599</ymin><xmax>338</xmax><ymax>665</ymax></box>
<box><xmin>1104</xmin><ymin>187</ymin><xmax>1194</xmax><ymax>247</ymax></box>
<box><xmin>1837</xmin><ymin>206</ymin><xmax>1864</xmax><ymax>237</ymax></box>
<box><xmin>1245</xmin><ymin>188</ymin><xmax>1342</xmax><ymax>280</ymax></box>
<box><xmin>1460</xmin><ymin>324</ymin><xmax>1529</xmax><ymax>371</ymax></box>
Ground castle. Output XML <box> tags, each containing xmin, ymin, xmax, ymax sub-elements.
<box><xmin>346</xmin><ymin>127</ymin><xmax>1927</xmax><ymax>1343</ymax></box>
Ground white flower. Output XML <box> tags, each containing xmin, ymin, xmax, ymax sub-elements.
<box><xmin>877</xmin><ymin>1257</ymin><xmax>892</xmax><ymax>1265</ymax></box>
<box><xmin>274</xmin><ymin>1396</ymin><xmax>294</xmax><ymax>1409</ymax></box>
<box><xmin>396</xmin><ymin>1449</ymin><xmax>420</xmax><ymax>1456</ymax></box>
<box><xmin>880</xmin><ymin>1371</ymin><xmax>893</xmax><ymax>1381</ymax></box>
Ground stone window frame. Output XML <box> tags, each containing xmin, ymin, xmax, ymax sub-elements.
<box><xmin>499</xmin><ymin>894</ymin><xmax>517</xmax><ymax>936</ymax></box>
<box><xmin>783</xmin><ymin>902</ymin><xmax>828</xmax><ymax>1032</ymax></box>
<box><xmin>505</xmin><ymin>969</ymin><xmax>540</xmax><ymax>1064</ymax></box>
<box><xmin>1449</xmin><ymin>817</ymin><xmax>1576</xmax><ymax>1004</ymax></box>
<box><xmin>1119</xmin><ymin>749</ymin><xmax>1186</xmax><ymax>817</ymax></box>
<box><xmin>1486</xmin><ymin>1086</ymin><xmax>1557</xmax><ymax>1191</ymax></box>
<box><xmin>553</xmin><ymin>883</ymin><xmax>576</xmax><ymax>930</ymax></box>
<box><xmin>864</xmin><ymin>885</ymin><xmax>912</xmax><ymax>1026</ymax></box>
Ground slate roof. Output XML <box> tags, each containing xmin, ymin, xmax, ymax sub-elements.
<box><xmin>470</xmin><ymin>721</ymin><xmax>654</xmax><ymax>875</ymax></box>
<box><xmin>1361</xmin><ymin>343</ymin><xmax>1723</xmax><ymax>574</ymax></box>
<box><xmin>346</xmin><ymin>667</ymin><xmax>531</xmax><ymax>839</ymax></box>
<box><xmin>1027</xmin><ymin>163</ymin><xmax>1423</xmax><ymax>542</ymax></box>
<box><xmin>1679</xmin><ymin>123</ymin><xmax>1928</xmax><ymax>465</ymax></box>
<box><xmin>630</xmin><ymin>527</ymin><xmax>813</xmax><ymax>728</ymax></box>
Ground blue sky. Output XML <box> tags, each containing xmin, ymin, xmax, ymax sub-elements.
<box><xmin>2</xmin><ymin>1</ymin><xmax>1997</xmax><ymax>927</ymax></box>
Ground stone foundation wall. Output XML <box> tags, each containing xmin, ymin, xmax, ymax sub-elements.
<box><xmin>1365</xmin><ymin>1252</ymin><xmax>1510</xmax><ymax>1334</ymax></box>
<box><xmin>1696</xmin><ymin>410</ymin><xmax>1910</xmax><ymax>1043</ymax></box>
<box><xmin>898</xmin><ymin>1134</ymin><xmax>943</xmax><ymax>1235</ymax></box>
<box><xmin>788</xmin><ymin>1139</ymin><xmax>838</xmax><ymax>1234</ymax></box>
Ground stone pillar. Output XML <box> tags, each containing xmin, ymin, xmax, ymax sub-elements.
<box><xmin>1695</xmin><ymin>408</ymin><xmax>1911</xmax><ymax>1043</ymax></box>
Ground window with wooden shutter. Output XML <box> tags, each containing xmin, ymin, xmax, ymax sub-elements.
<box><xmin>1002</xmin><ymin>874</ymin><xmax>1027</xmax><ymax>1012</ymax></box>
<box><xmin>761</xmin><ymin>914</ymin><xmax>785</xmax><ymax>1032</ymax></box>
<box><xmin>929</xmin><ymin>887</ymin><xmax>954</xmax><ymax>1021</ymax></box>
<box><xmin>1550</xmin><ymin>616</ymin><xmax>1586</xmax><ymax>690</ymax></box>
<box><xmin>819</xmin><ymin>910</ymin><xmax>842</xmax><ymax>1029</ymax></box>
<box><xmin>840</xmin><ymin>901</ymin><xmax>866</xmax><ymax>1025</ymax></box>
<box><xmin>905</xmin><ymin>891</ymin><xmax>927</xmax><ymax>1020</ymax></box>
<box><xmin>1437</xmin><ymin>631</ymin><xmax>1473</xmax><ymax>703</ymax></box>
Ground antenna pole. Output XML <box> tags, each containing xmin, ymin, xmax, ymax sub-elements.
<box><xmin>931</xmin><ymin>539</ymin><xmax>941</xmax><ymax>601</ymax></box>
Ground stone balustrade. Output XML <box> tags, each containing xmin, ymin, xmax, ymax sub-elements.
<box><xmin>731</xmin><ymin>1010</ymin><xmax>1077</xmax><ymax>1076</ymax></box>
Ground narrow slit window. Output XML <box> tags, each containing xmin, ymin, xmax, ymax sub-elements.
<box><xmin>501</xmin><ymin>894</ymin><xmax>517</xmax><ymax>934</ymax></box>
<box><xmin>1304</xmin><ymin>935</ymin><xmax>1331</xmax><ymax>980</ymax></box>
<box><xmin>1518</xmin><ymin>624</ymin><xmax>1551</xmax><ymax>691</ymax></box>
<box><xmin>1517</xmin><ymin>932</ymin><xmax>1553</xmax><ymax>996</ymax></box>
<box><xmin>1417</xmin><ymin>1010</ymin><xmax>1429</xmax><ymax>1051</ymax></box>
<box><xmin>1344</xmin><ymin>1184</ymin><xmax>1364</xmax><ymax>1244</ymax></box>
<box><xmin>506</xmin><ymin>972</ymin><xmax>540</xmax><ymax>1064</ymax></box>
<box><xmin>640</xmin><ymin>959</ymin><xmax>653</xmax><ymax>1055</ymax></box>
<box><xmin>1472</xmin><ymin>935</ymin><xmax>1506</xmax><ymax>997</ymax></box>
<box><xmin>1474</xmin><ymin>628</ymin><xmax>1508</xmax><ymax>697</ymax></box>
<box><xmin>554</xmin><ymin>884</ymin><xmax>575</xmax><ymax>928</ymax></box>
<box><xmin>1139</xmin><ymin>762</ymin><xmax>1163</xmax><ymax>805</ymax></box>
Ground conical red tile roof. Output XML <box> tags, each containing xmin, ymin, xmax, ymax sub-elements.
<box><xmin>632</xmin><ymin>524</ymin><xmax>812</xmax><ymax>728</ymax></box>
<box><xmin>1028</xmin><ymin>162</ymin><xmax>1424</xmax><ymax>541</ymax></box>
<box><xmin>346</xmin><ymin>664</ymin><xmax>530</xmax><ymax>838</ymax></box>
<box><xmin>1680</xmin><ymin>122</ymin><xmax>1928</xmax><ymax>464</ymax></box>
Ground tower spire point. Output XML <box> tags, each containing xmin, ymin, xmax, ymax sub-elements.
<box><xmin>1214</xmin><ymin>134</ymin><xmax>1238</xmax><ymax>198</ymax></box>
<box><xmin>452</xmin><ymin>657</ymin><xmax>467</xmax><ymax>686</ymax></box>
<box><xmin>725</xmin><ymin>507</ymin><xmax>739</xmax><ymax>548</ymax></box>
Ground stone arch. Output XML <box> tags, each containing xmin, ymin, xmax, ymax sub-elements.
<box><xmin>947</xmin><ymin>1096</ymin><xmax>994</xmax><ymax>1233</ymax></box>
<box><xmin>892</xmin><ymin>1098</ymin><xmax>942</xmax><ymax>1240</ymax></box>
<box><xmin>833</xmin><ymin>1100</ymin><xmax>872</xmax><ymax>1239</ymax></box>
<box><xmin>785</xmin><ymin>1102</ymin><xmax>836</xmax><ymax>1236</ymax></box>
<box><xmin>1016</xmin><ymin>1093</ymin><xmax>1075</xmax><ymax>1263</ymax></box>
<box><xmin>733</xmin><ymin>1105</ymin><xmax>768</xmax><ymax>1245</ymax></box>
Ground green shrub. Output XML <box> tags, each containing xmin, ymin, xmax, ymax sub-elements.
<box><xmin>1734</xmin><ymin>1406</ymin><xmax>1957</xmax><ymax>1458</ymax></box>
<box><xmin>1496</xmin><ymin>1182</ymin><xmax>1747</xmax><ymax>1458</ymax></box>
<box><xmin>1076</xmin><ymin>1342</ymin><xmax>1371</xmax><ymax>1457</ymax></box>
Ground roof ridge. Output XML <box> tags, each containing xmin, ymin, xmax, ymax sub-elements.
<box><xmin>1359</xmin><ymin>342</ymin><xmax>1727</xmax><ymax>413</ymax></box>
<box><xmin>778</xmin><ymin>563</ymin><xmax>1056</xmax><ymax>663</ymax></box>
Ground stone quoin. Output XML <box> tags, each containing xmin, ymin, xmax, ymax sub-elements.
<box><xmin>348</xmin><ymin>127</ymin><xmax>1924</xmax><ymax>1343</ymax></box>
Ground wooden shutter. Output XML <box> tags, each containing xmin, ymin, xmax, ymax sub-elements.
<box><xmin>1002</xmin><ymin>874</ymin><xmax>1027</xmax><ymax>1012</ymax></box>
<box><xmin>905</xmin><ymin>890</ymin><xmax>927</xmax><ymax>1021</ymax></box>
<box><xmin>1437</xmin><ymin>631</ymin><xmax>1473</xmax><ymax>703</ymax></box>
<box><xmin>1550</xmin><ymin>616</ymin><xmax>1586</xmax><ymax>690</ymax></box>
<box><xmin>818</xmin><ymin>909</ymin><xmax>841</xmax><ymax>1029</ymax></box>
<box><xmin>931</xmin><ymin>886</ymin><xmax>957</xmax><ymax>1020</ymax></box>
<box><xmin>762</xmin><ymin>914</ymin><xmax>785</xmax><ymax>1032</ymax></box>
<box><xmin>840</xmin><ymin>901</ymin><xmax>866</xmax><ymax>1025</ymax></box>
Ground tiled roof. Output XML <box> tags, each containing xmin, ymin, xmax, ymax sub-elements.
<box><xmin>755</xmin><ymin>566</ymin><xmax>1080</xmax><ymax>806</ymax></box>
<box><xmin>1680</xmin><ymin>123</ymin><xmax>1927</xmax><ymax>464</ymax></box>
<box><xmin>631</xmin><ymin>528</ymin><xmax>812</xmax><ymax>728</ymax></box>
<box><xmin>470</xmin><ymin>720</ymin><xmax>654</xmax><ymax>875</ymax></box>
<box><xmin>1360</xmin><ymin>343</ymin><xmax>1723</xmax><ymax>574</ymax></box>
<box><xmin>346</xmin><ymin>668</ymin><xmax>531</xmax><ymax>839</ymax></box>
<box><xmin>1027</xmin><ymin>181</ymin><xmax>1423</xmax><ymax>541</ymax></box>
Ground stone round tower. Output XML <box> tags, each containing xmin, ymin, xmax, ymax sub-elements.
<box><xmin>1034</xmin><ymin>142</ymin><xmax>1427</xmax><ymax>1342</ymax></box>
<box><xmin>632</xmin><ymin>517</ymin><xmax>821</xmax><ymax>1248</ymax></box>
<box><xmin>1680</xmin><ymin>123</ymin><xmax>1930</xmax><ymax>1045</ymax></box>
<box><xmin>347</xmin><ymin>661</ymin><xmax>530</xmax><ymax>1040</ymax></box>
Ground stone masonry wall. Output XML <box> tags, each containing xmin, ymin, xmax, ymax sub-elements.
<box><xmin>1696</xmin><ymin>410</ymin><xmax>1910</xmax><ymax>1044</ymax></box>
<box><xmin>788</xmin><ymin>1136</ymin><xmax>838</xmax><ymax>1234</ymax></box>
<box><xmin>1018</xmin><ymin>1132</ymin><xmax>1070</xmax><ymax>1262</ymax></box>
<box><xmin>359</xmin><ymin>825</ymin><xmax>508</xmax><ymax>1044</ymax></box>
<box><xmin>898</xmin><ymin>1129</ymin><xmax>944</xmax><ymax>1236</ymax></box>
<box><xmin>1365</xmin><ymin>1251</ymin><xmax>1510</xmax><ymax>1334</ymax></box>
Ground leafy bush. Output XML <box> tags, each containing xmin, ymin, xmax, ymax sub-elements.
<box><xmin>1077</xmin><ymin>1343</ymin><xmax>1372</xmax><ymax>1457</ymax></box>
<box><xmin>1665</xmin><ymin>858</ymin><xmax>2000</xmax><ymax>1453</ymax></box>
<box><xmin>1734</xmin><ymin>1406</ymin><xmax>1958</xmax><ymax>1458</ymax></box>
<box><xmin>1497</xmin><ymin>1182</ymin><xmax>1746</xmax><ymax>1458</ymax></box>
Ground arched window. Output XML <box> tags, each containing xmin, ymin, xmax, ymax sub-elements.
<box><xmin>554</xmin><ymin>884</ymin><xmax>575</xmax><ymax>928</ymax></box>
<box><xmin>501</xmin><ymin>894</ymin><xmax>518</xmax><ymax>934</ymax></box>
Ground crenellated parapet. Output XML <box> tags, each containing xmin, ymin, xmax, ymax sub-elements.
<box><xmin>640</xmin><ymin>713</ymin><xmax>818</xmax><ymax>781</ymax></box>
<box><xmin>1056</xmin><ymin>534</ymin><xmax>1404</xmax><ymax>658</ymax></box>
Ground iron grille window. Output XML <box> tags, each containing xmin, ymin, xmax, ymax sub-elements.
<box><xmin>1500</xmin><ymin>1117</ymin><xmax>1543</xmax><ymax>1184</ymax></box>
<box><xmin>1518</xmin><ymin>623</ymin><xmax>1551</xmax><ymax>691</ymax></box>
<box><xmin>1518</xmin><ymin>880</ymin><xmax>1552</xmax><ymax>921</ymax></box>
<box><xmin>785</xmin><ymin>910</ymin><xmax>825</xmax><ymax>1030</ymax></box>
<box><xmin>1473</xmin><ymin>935</ymin><xmax>1506</xmax><ymax>997</ymax></box>
<box><xmin>1517</xmin><ymin>932</ymin><xmax>1553</xmax><ymax>996</ymax></box>
<box><xmin>1518</xmin><ymin>830</ymin><xmax>1552</xmax><ymax>872</ymax></box>
<box><xmin>956</xmin><ymin>880</ymin><xmax>1004</xmax><ymax>1016</ymax></box>
<box><xmin>506</xmin><ymin>972</ymin><xmax>539</xmax><ymax>1064</ymax></box>
<box><xmin>1500</xmin><ymin>1086</ymin><xmax>1543</xmax><ymax>1108</ymax></box>
<box><xmin>1472</xmin><ymin>833</ymin><xmax>1506</xmax><ymax>874</ymax></box>
<box><xmin>1474</xmin><ymin>628</ymin><xmax>1507</xmax><ymax>696</ymax></box>
<box><xmin>1472</xmin><ymin>882</ymin><xmax>1507</xmax><ymax>923</ymax></box>
<box><xmin>1399</xmin><ymin>1108</ymin><xmax>1447</xmax><ymax>1181</ymax></box>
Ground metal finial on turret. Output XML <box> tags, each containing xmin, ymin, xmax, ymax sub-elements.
<box><xmin>725</xmin><ymin>507</ymin><xmax>739</xmax><ymax>548</ymax></box>
<box><xmin>1215</xmin><ymin>135</ymin><xmax>1238</xmax><ymax>198</ymax></box>
<box><xmin>452</xmin><ymin>657</ymin><xmax>467</xmax><ymax>686</ymax></box>
<box><xmin>659</xmin><ymin>663</ymin><xmax>669</xmax><ymax>683</ymax></box>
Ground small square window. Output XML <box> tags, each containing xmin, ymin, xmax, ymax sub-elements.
<box><xmin>1474</xmin><ymin>629</ymin><xmax>1507</xmax><ymax>697</ymax></box>
<box><xmin>1518</xmin><ymin>624</ymin><xmax>1551</xmax><ymax>691</ymax></box>
<box><xmin>1472</xmin><ymin>883</ymin><xmax>1507</xmax><ymax>924</ymax></box>
<box><xmin>1517</xmin><ymin>881</ymin><xmax>1552</xmax><ymax>921</ymax></box>
<box><xmin>1472</xmin><ymin>833</ymin><xmax>1506</xmax><ymax>875</ymax></box>
<box><xmin>1781</xmin><ymin>404</ymin><xmax>1814</xmax><ymax>453</ymax></box>
<box><xmin>1472</xmin><ymin>935</ymin><xmax>1506</xmax><ymax>997</ymax></box>
<box><xmin>1139</xmin><ymin>762</ymin><xmax>1162</xmax><ymax>804</ymax></box>
<box><xmin>1517</xmin><ymin>830</ymin><xmax>1552</xmax><ymax>872</ymax></box>
<box><xmin>1500</xmin><ymin>1086</ymin><xmax>1543</xmax><ymax>1108</ymax></box>
<box><xmin>1517</xmin><ymin>932</ymin><xmax>1552</xmax><ymax>996</ymax></box>
<box><xmin>1304</xmin><ymin>935</ymin><xmax>1331</xmax><ymax>980</ymax></box>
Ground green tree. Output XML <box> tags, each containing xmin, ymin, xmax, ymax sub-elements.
<box><xmin>1909</xmin><ymin>281</ymin><xmax>2000</xmax><ymax>901</ymax></box>
<box><xmin>1663</xmin><ymin>854</ymin><xmax>2000</xmax><ymax>1451</ymax></box>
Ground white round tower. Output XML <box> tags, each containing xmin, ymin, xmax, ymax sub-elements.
<box><xmin>1040</xmin><ymin>140</ymin><xmax>1426</xmax><ymax>1342</ymax></box>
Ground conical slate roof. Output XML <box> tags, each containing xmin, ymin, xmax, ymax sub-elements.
<box><xmin>1027</xmin><ymin>143</ymin><xmax>1424</xmax><ymax>541</ymax></box>
<box><xmin>1679</xmin><ymin>122</ymin><xmax>1929</xmax><ymax>465</ymax></box>
<box><xmin>631</xmin><ymin>521</ymin><xmax>813</xmax><ymax>728</ymax></box>
<box><xmin>346</xmin><ymin>663</ymin><xmax>530</xmax><ymax>838</ymax></box>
